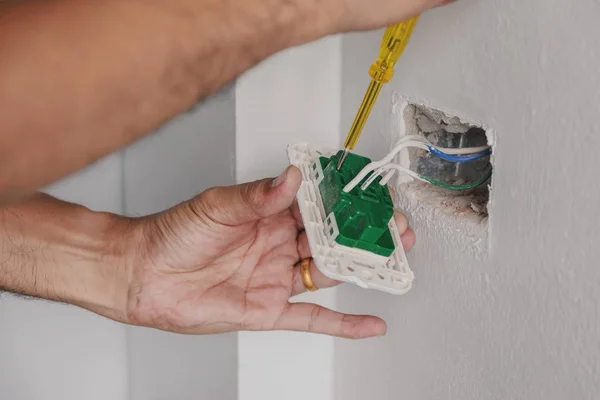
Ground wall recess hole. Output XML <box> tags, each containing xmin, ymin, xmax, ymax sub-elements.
<box><xmin>399</xmin><ymin>104</ymin><xmax>494</xmax><ymax>221</ymax></box>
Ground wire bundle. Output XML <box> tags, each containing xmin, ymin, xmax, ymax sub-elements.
<box><xmin>343</xmin><ymin>135</ymin><xmax>492</xmax><ymax>193</ymax></box>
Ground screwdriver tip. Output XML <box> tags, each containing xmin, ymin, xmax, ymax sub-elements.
<box><xmin>336</xmin><ymin>149</ymin><xmax>349</xmax><ymax>171</ymax></box>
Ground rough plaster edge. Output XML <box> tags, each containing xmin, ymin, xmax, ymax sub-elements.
<box><xmin>391</xmin><ymin>93</ymin><xmax>497</xmax><ymax>147</ymax></box>
<box><xmin>394</xmin><ymin>183</ymin><xmax>489</xmax><ymax>260</ymax></box>
<box><xmin>390</xmin><ymin>93</ymin><xmax>494</xmax><ymax>258</ymax></box>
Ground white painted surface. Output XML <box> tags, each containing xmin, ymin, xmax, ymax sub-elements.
<box><xmin>123</xmin><ymin>86</ymin><xmax>236</xmax><ymax>215</ymax></box>
<box><xmin>124</xmin><ymin>87</ymin><xmax>237</xmax><ymax>400</ymax></box>
<box><xmin>336</xmin><ymin>1</ymin><xmax>600</xmax><ymax>399</ymax></box>
<box><xmin>0</xmin><ymin>154</ymin><xmax>129</xmax><ymax>400</ymax></box>
<box><xmin>236</xmin><ymin>36</ymin><xmax>342</xmax><ymax>400</ymax></box>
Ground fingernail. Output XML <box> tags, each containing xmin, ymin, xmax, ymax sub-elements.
<box><xmin>435</xmin><ymin>0</ymin><xmax>455</xmax><ymax>6</ymax></box>
<box><xmin>272</xmin><ymin>169</ymin><xmax>288</xmax><ymax>188</ymax></box>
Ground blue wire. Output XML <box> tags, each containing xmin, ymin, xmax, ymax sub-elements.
<box><xmin>427</xmin><ymin>145</ymin><xmax>492</xmax><ymax>163</ymax></box>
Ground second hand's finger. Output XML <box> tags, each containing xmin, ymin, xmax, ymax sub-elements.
<box><xmin>388</xmin><ymin>186</ymin><xmax>396</xmax><ymax>202</ymax></box>
<box><xmin>291</xmin><ymin>258</ymin><xmax>341</xmax><ymax>296</ymax></box>
<box><xmin>291</xmin><ymin>200</ymin><xmax>304</xmax><ymax>230</ymax></box>
<box><xmin>401</xmin><ymin>228</ymin><xmax>417</xmax><ymax>252</ymax></box>
<box><xmin>296</xmin><ymin>230</ymin><xmax>342</xmax><ymax>294</ymax></box>
<box><xmin>389</xmin><ymin>187</ymin><xmax>417</xmax><ymax>252</ymax></box>
<box><xmin>297</xmin><ymin>230</ymin><xmax>313</xmax><ymax>259</ymax></box>
<box><xmin>393</xmin><ymin>212</ymin><xmax>409</xmax><ymax>235</ymax></box>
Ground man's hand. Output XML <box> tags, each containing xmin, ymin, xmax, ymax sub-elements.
<box><xmin>125</xmin><ymin>166</ymin><xmax>416</xmax><ymax>338</ymax></box>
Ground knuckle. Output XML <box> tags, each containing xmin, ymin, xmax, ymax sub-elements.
<box><xmin>240</xmin><ymin>180</ymin><xmax>271</xmax><ymax>216</ymax></box>
<box><xmin>190</xmin><ymin>187</ymin><xmax>227</xmax><ymax>226</ymax></box>
<box><xmin>241</xmin><ymin>181</ymin><xmax>265</xmax><ymax>207</ymax></box>
<box><xmin>199</xmin><ymin>187</ymin><xmax>220</xmax><ymax>207</ymax></box>
<box><xmin>239</xmin><ymin>184</ymin><xmax>255</xmax><ymax>207</ymax></box>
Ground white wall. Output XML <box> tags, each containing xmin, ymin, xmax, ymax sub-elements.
<box><xmin>236</xmin><ymin>36</ymin><xmax>342</xmax><ymax>400</ymax></box>
<box><xmin>336</xmin><ymin>1</ymin><xmax>600</xmax><ymax>399</ymax></box>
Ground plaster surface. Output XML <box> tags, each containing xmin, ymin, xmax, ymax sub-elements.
<box><xmin>336</xmin><ymin>1</ymin><xmax>600</xmax><ymax>399</ymax></box>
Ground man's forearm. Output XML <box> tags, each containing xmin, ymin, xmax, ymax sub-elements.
<box><xmin>0</xmin><ymin>0</ymin><xmax>330</xmax><ymax>203</ymax></box>
<box><xmin>0</xmin><ymin>193</ymin><xmax>132</xmax><ymax>322</ymax></box>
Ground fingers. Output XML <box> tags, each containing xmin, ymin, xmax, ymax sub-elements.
<box><xmin>401</xmin><ymin>228</ymin><xmax>417</xmax><ymax>252</ymax></box>
<box><xmin>193</xmin><ymin>165</ymin><xmax>302</xmax><ymax>226</ymax></box>
<box><xmin>389</xmin><ymin>187</ymin><xmax>417</xmax><ymax>252</ymax></box>
<box><xmin>291</xmin><ymin>200</ymin><xmax>304</xmax><ymax>230</ymax></box>
<box><xmin>388</xmin><ymin>186</ymin><xmax>396</xmax><ymax>202</ymax></box>
<box><xmin>294</xmin><ymin>231</ymin><xmax>341</xmax><ymax>294</ymax></box>
<box><xmin>296</xmin><ymin>230</ymin><xmax>312</xmax><ymax>259</ymax></box>
<box><xmin>274</xmin><ymin>303</ymin><xmax>386</xmax><ymax>339</ymax></box>
<box><xmin>291</xmin><ymin>258</ymin><xmax>341</xmax><ymax>296</ymax></box>
<box><xmin>394</xmin><ymin>211</ymin><xmax>409</xmax><ymax>234</ymax></box>
<box><xmin>393</xmin><ymin>212</ymin><xmax>416</xmax><ymax>252</ymax></box>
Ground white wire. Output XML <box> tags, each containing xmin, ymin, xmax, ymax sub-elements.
<box><xmin>360</xmin><ymin>168</ymin><xmax>386</xmax><ymax>191</ymax></box>
<box><xmin>399</xmin><ymin>134</ymin><xmax>427</xmax><ymax>143</ymax></box>
<box><xmin>343</xmin><ymin>140</ymin><xmax>424</xmax><ymax>192</ymax></box>
<box><xmin>394</xmin><ymin>134</ymin><xmax>490</xmax><ymax>155</ymax></box>
<box><xmin>380</xmin><ymin>164</ymin><xmax>427</xmax><ymax>183</ymax></box>
<box><xmin>393</xmin><ymin>135</ymin><xmax>490</xmax><ymax>155</ymax></box>
<box><xmin>360</xmin><ymin>164</ymin><xmax>426</xmax><ymax>191</ymax></box>
<box><xmin>343</xmin><ymin>135</ymin><xmax>491</xmax><ymax>193</ymax></box>
<box><xmin>432</xmin><ymin>144</ymin><xmax>490</xmax><ymax>155</ymax></box>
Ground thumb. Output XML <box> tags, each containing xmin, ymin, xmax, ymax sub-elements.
<box><xmin>198</xmin><ymin>165</ymin><xmax>302</xmax><ymax>226</ymax></box>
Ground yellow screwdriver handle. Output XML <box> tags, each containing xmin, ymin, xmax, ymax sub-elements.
<box><xmin>343</xmin><ymin>16</ymin><xmax>419</xmax><ymax>151</ymax></box>
<box><xmin>371</xmin><ymin>16</ymin><xmax>419</xmax><ymax>83</ymax></box>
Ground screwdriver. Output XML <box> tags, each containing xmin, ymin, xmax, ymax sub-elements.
<box><xmin>337</xmin><ymin>16</ymin><xmax>420</xmax><ymax>170</ymax></box>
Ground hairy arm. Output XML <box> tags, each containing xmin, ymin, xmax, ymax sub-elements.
<box><xmin>0</xmin><ymin>193</ymin><xmax>131</xmax><ymax>321</ymax></box>
<box><xmin>0</xmin><ymin>0</ymin><xmax>333</xmax><ymax>203</ymax></box>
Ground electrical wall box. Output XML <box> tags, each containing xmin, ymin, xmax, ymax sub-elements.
<box><xmin>287</xmin><ymin>143</ymin><xmax>414</xmax><ymax>295</ymax></box>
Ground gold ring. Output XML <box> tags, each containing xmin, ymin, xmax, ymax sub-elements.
<box><xmin>300</xmin><ymin>258</ymin><xmax>318</xmax><ymax>292</ymax></box>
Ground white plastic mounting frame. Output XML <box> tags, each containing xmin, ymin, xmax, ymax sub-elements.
<box><xmin>287</xmin><ymin>143</ymin><xmax>414</xmax><ymax>295</ymax></box>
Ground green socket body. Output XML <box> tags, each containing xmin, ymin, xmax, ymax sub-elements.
<box><xmin>318</xmin><ymin>151</ymin><xmax>395</xmax><ymax>258</ymax></box>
